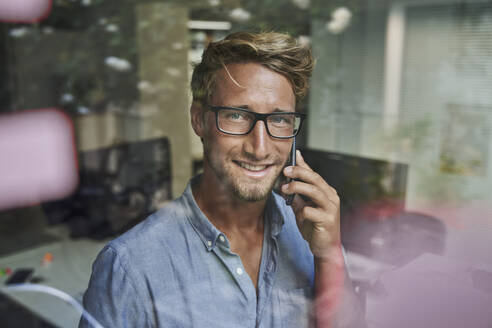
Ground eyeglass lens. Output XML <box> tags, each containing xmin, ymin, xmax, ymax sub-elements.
<box><xmin>217</xmin><ymin>108</ymin><xmax>300</xmax><ymax>137</ymax></box>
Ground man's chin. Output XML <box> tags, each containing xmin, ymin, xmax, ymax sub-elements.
<box><xmin>232</xmin><ymin>187</ymin><xmax>271</xmax><ymax>202</ymax></box>
<box><xmin>231</xmin><ymin>178</ymin><xmax>277</xmax><ymax>202</ymax></box>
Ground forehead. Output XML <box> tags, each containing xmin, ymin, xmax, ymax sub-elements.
<box><xmin>211</xmin><ymin>63</ymin><xmax>295</xmax><ymax>111</ymax></box>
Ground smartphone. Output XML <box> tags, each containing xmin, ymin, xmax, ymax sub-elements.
<box><xmin>285</xmin><ymin>138</ymin><xmax>296</xmax><ymax>205</ymax></box>
<box><xmin>5</xmin><ymin>268</ymin><xmax>34</xmax><ymax>285</ymax></box>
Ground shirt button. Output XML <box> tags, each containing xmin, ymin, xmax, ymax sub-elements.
<box><xmin>207</xmin><ymin>240</ymin><xmax>212</xmax><ymax>247</ymax></box>
<box><xmin>219</xmin><ymin>235</ymin><xmax>225</xmax><ymax>243</ymax></box>
<box><xmin>236</xmin><ymin>267</ymin><xmax>244</xmax><ymax>275</ymax></box>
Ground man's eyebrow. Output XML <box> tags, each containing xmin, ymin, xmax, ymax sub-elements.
<box><xmin>219</xmin><ymin>104</ymin><xmax>250</xmax><ymax>109</ymax></box>
<box><xmin>227</xmin><ymin>105</ymin><xmax>295</xmax><ymax>113</ymax></box>
<box><xmin>273</xmin><ymin>108</ymin><xmax>295</xmax><ymax>113</ymax></box>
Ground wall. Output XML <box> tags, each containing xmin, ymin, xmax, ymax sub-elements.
<box><xmin>308</xmin><ymin>0</ymin><xmax>492</xmax><ymax>263</ymax></box>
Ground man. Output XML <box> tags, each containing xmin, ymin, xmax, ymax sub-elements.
<box><xmin>80</xmin><ymin>31</ymin><xmax>364</xmax><ymax>328</ymax></box>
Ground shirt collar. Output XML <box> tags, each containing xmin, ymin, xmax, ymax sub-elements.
<box><xmin>182</xmin><ymin>176</ymin><xmax>222</xmax><ymax>251</ymax></box>
<box><xmin>266</xmin><ymin>191</ymin><xmax>286</xmax><ymax>237</ymax></box>
<box><xmin>182</xmin><ymin>175</ymin><xmax>286</xmax><ymax>251</ymax></box>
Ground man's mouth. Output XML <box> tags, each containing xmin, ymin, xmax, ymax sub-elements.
<box><xmin>234</xmin><ymin>160</ymin><xmax>276</xmax><ymax>174</ymax></box>
<box><xmin>237</xmin><ymin>162</ymin><xmax>269</xmax><ymax>171</ymax></box>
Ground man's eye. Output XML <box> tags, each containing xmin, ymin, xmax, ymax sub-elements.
<box><xmin>271</xmin><ymin>115</ymin><xmax>293</xmax><ymax>125</ymax></box>
<box><xmin>226</xmin><ymin>111</ymin><xmax>247</xmax><ymax>121</ymax></box>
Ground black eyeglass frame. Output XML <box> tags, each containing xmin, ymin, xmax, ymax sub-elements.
<box><xmin>207</xmin><ymin>105</ymin><xmax>307</xmax><ymax>139</ymax></box>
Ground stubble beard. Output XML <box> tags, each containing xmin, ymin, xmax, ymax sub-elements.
<box><xmin>203</xmin><ymin>142</ymin><xmax>287</xmax><ymax>202</ymax></box>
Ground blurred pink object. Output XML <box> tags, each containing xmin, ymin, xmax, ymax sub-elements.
<box><xmin>0</xmin><ymin>0</ymin><xmax>52</xmax><ymax>23</ymax></box>
<box><xmin>0</xmin><ymin>109</ymin><xmax>78</xmax><ymax>210</ymax></box>
<box><xmin>368</xmin><ymin>254</ymin><xmax>492</xmax><ymax>328</ymax></box>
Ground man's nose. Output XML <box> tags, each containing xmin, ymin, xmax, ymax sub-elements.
<box><xmin>244</xmin><ymin>120</ymin><xmax>270</xmax><ymax>160</ymax></box>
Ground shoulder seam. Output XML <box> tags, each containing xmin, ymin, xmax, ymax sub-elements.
<box><xmin>104</xmin><ymin>245</ymin><xmax>154</xmax><ymax>326</ymax></box>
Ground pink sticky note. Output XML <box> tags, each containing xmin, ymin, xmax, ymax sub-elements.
<box><xmin>0</xmin><ymin>109</ymin><xmax>78</xmax><ymax>210</ymax></box>
<box><xmin>0</xmin><ymin>0</ymin><xmax>52</xmax><ymax>23</ymax></box>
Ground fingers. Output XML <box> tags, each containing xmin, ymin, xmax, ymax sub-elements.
<box><xmin>282</xmin><ymin>180</ymin><xmax>336</xmax><ymax>209</ymax></box>
<box><xmin>285</xmin><ymin>150</ymin><xmax>341</xmax><ymax>255</ymax></box>
<box><xmin>294</xmin><ymin>205</ymin><xmax>338</xmax><ymax>242</ymax></box>
<box><xmin>294</xmin><ymin>206</ymin><xmax>315</xmax><ymax>241</ymax></box>
<box><xmin>283</xmin><ymin>167</ymin><xmax>338</xmax><ymax>210</ymax></box>
<box><xmin>294</xmin><ymin>150</ymin><xmax>312</xmax><ymax>171</ymax></box>
<box><xmin>284</xmin><ymin>151</ymin><xmax>337</xmax><ymax>198</ymax></box>
<box><xmin>296</xmin><ymin>205</ymin><xmax>336</xmax><ymax>226</ymax></box>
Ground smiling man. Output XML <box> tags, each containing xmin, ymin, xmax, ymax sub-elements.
<box><xmin>80</xmin><ymin>31</ymin><xmax>365</xmax><ymax>328</ymax></box>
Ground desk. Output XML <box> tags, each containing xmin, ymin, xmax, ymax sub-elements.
<box><xmin>0</xmin><ymin>237</ymin><xmax>107</xmax><ymax>327</ymax></box>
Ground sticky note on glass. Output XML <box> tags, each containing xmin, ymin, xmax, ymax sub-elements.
<box><xmin>0</xmin><ymin>109</ymin><xmax>78</xmax><ymax>210</ymax></box>
<box><xmin>0</xmin><ymin>0</ymin><xmax>52</xmax><ymax>23</ymax></box>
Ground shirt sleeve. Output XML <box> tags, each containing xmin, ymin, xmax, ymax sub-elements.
<box><xmin>331</xmin><ymin>246</ymin><xmax>367</xmax><ymax>328</ymax></box>
<box><xmin>78</xmin><ymin>245</ymin><xmax>153</xmax><ymax>328</ymax></box>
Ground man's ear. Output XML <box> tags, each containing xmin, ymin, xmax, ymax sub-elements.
<box><xmin>190</xmin><ymin>102</ymin><xmax>205</xmax><ymax>138</ymax></box>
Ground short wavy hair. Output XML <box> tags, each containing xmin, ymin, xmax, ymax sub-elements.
<box><xmin>191</xmin><ymin>31</ymin><xmax>315</xmax><ymax>107</ymax></box>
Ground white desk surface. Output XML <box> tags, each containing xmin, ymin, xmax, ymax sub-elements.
<box><xmin>0</xmin><ymin>235</ymin><xmax>107</xmax><ymax>327</ymax></box>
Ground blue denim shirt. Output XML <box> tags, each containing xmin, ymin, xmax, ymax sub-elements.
<box><xmin>80</xmin><ymin>178</ymin><xmax>315</xmax><ymax>328</ymax></box>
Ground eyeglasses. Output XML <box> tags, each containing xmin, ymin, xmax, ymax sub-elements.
<box><xmin>207</xmin><ymin>106</ymin><xmax>306</xmax><ymax>139</ymax></box>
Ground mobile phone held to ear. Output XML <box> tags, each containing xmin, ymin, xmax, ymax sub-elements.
<box><xmin>286</xmin><ymin>138</ymin><xmax>296</xmax><ymax>206</ymax></box>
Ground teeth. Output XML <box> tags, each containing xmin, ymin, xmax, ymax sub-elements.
<box><xmin>238</xmin><ymin>162</ymin><xmax>267</xmax><ymax>171</ymax></box>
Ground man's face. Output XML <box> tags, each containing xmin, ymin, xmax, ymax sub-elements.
<box><xmin>194</xmin><ymin>63</ymin><xmax>295</xmax><ymax>202</ymax></box>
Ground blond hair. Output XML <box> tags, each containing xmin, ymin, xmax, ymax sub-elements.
<box><xmin>191</xmin><ymin>31</ymin><xmax>315</xmax><ymax>107</ymax></box>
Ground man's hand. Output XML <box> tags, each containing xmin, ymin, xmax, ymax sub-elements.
<box><xmin>281</xmin><ymin>150</ymin><xmax>341</xmax><ymax>260</ymax></box>
<box><xmin>282</xmin><ymin>151</ymin><xmax>355</xmax><ymax>328</ymax></box>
